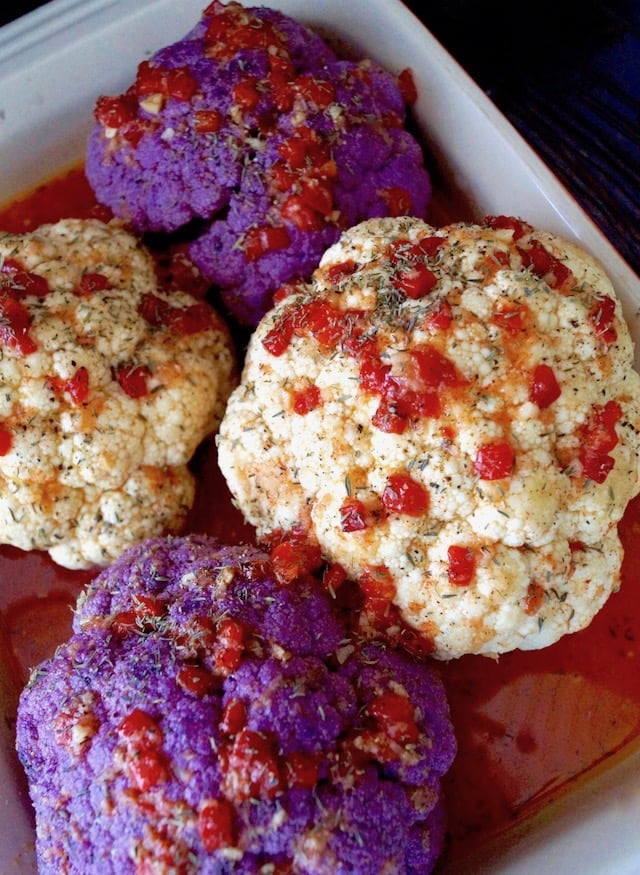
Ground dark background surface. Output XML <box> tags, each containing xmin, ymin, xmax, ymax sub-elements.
<box><xmin>2</xmin><ymin>0</ymin><xmax>639</xmax><ymax>276</ymax></box>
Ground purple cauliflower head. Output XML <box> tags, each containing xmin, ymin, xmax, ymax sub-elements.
<box><xmin>17</xmin><ymin>534</ymin><xmax>456</xmax><ymax>874</ymax></box>
<box><xmin>85</xmin><ymin>1</ymin><xmax>431</xmax><ymax>325</ymax></box>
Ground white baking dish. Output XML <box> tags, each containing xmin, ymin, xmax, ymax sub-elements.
<box><xmin>1</xmin><ymin>1</ymin><xmax>639</xmax><ymax>872</ymax></box>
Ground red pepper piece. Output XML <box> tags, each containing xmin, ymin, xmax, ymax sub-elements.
<box><xmin>579</xmin><ymin>400</ymin><xmax>622</xmax><ymax>483</ymax></box>
<box><xmin>232</xmin><ymin>77</ymin><xmax>261</xmax><ymax>111</ymax></box>
<box><xmin>177</xmin><ymin>664</ymin><xmax>217</xmax><ymax>697</ymax></box>
<box><xmin>410</xmin><ymin>345</ymin><xmax>464</xmax><ymax>389</ymax></box>
<box><xmin>0</xmin><ymin>294</ymin><xmax>37</xmax><ymax>355</ymax></box>
<box><xmin>118</xmin><ymin>708</ymin><xmax>162</xmax><ymax>745</ymax></box>
<box><xmin>393</xmin><ymin>263</ymin><xmax>438</xmax><ymax>298</ymax></box>
<box><xmin>339</xmin><ymin>497</ymin><xmax>368</xmax><ymax>532</ymax></box>
<box><xmin>78</xmin><ymin>272</ymin><xmax>110</xmax><ymax>295</ymax></box>
<box><xmin>269</xmin><ymin>538</ymin><xmax>323</xmax><ymax>585</ymax></box>
<box><xmin>589</xmin><ymin>295</ymin><xmax>617</xmax><ymax>343</ymax></box>
<box><xmin>128</xmin><ymin>748</ymin><xmax>168</xmax><ymax>791</ymax></box>
<box><xmin>94</xmin><ymin>92</ymin><xmax>138</xmax><ymax>128</ymax></box>
<box><xmin>220</xmin><ymin>698</ymin><xmax>246</xmax><ymax>736</ymax></box>
<box><xmin>222</xmin><ymin>728</ymin><xmax>283</xmax><ymax>802</ymax></box>
<box><xmin>213</xmin><ymin>618</ymin><xmax>246</xmax><ymax>675</ymax></box>
<box><xmin>292</xmin><ymin>384</ymin><xmax>322</xmax><ymax>415</ymax></box>
<box><xmin>517</xmin><ymin>239</ymin><xmax>572</xmax><ymax>289</ymax></box>
<box><xmin>484</xmin><ymin>214</ymin><xmax>533</xmax><ymax>240</ymax></box>
<box><xmin>194</xmin><ymin>109</ymin><xmax>223</xmax><ymax>133</ymax></box>
<box><xmin>115</xmin><ymin>363</ymin><xmax>150</xmax><ymax>399</ymax></box>
<box><xmin>447</xmin><ymin>545</ymin><xmax>476</xmax><ymax>586</ymax></box>
<box><xmin>474</xmin><ymin>441</ymin><xmax>514</xmax><ymax>480</ymax></box>
<box><xmin>198</xmin><ymin>798</ymin><xmax>236</xmax><ymax>852</ymax></box>
<box><xmin>282</xmin><ymin>193</ymin><xmax>324</xmax><ymax>231</ymax></box>
<box><xmin>382</xmin><ymin>473</ymin><xmax>429</xmax><ymax>516</ymax></box>
<box><xmin>243</xmin><ymin>224</ymin><xmax>290</xmax><ymax>261</ymax></box>
<box><xmin>530</xmin><ymin>363</ymin><xmax>561</xmax><ymax>409</ymax></box>
<box><xmin>286</xmin><ymin>751</ymin><xmax>321</xmax><ymax>788</ymax></box>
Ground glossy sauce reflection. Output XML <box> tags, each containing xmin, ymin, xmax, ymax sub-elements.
<box><xmin>1</xmin><ymin>167</ymin><xmax>639</xmax><ymax>861</ymax></box>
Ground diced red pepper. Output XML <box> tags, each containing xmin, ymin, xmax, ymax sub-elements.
<box><xmin>118</xmin><ymin>709</ymin><xmax>163</xmax><ymax>747</ymax></box>
<box><xmin>198</xmin><ymin>798</ymin><xmax>236</xmax><ymax>852</ymax></box>
<box><xmin>474</xmin><ymin>442</ymin><xmax>514</xmax><ymax>480</ymax></box>
<box><xmin>0</xmin><ymin>294</ymin><xmax>37</xmax><ymax>355</ymax></box>
<box><xmin>410</xmin><ymin>345</ymin><xmax>464</xmax><ymax>389</ymax></box>
<box><xmin>282</xmin><ymin>194</ymin><xmax>324</xmax><ymax>231</ymax></box>
<box><xmin>78</xmin><ymin>272</ymin><xmax>110</xmax><ymax>295</ymax></box>
<box><xmin>325</xmin><ymin>259</ymin><xmax>357</xmax><ymax>285</ymax></box>
<box><xmin>177</xmin><ymin>664</ymin><xmax>217</xmax><ymax>697</ymax></box>
<box><xmin>220</xmin><ymin>698</ymin><xmax>246</xmax><ymax>736</ymax></box>
<box><xmin>492</xmin><ymin>303</ymin><xmax>528</xmax><ymax>334</ymax></box>
<box><xmin>232</xmin><ymin>77</ymin><xmax>262</xmax><ymax>111</ymax></box>
<box><xmin>222</xmin><ymin>728</ymin><xmax>283</xmax><ymax>802</ymax></box>
<box><xmin>194</xmin><ymin>109</ymin><xmax>223</xmax><ymax>133</ymax></box>
<box><xmin>484</xmin><ymin>215</ymin><xmax>532</xmax><ymax>241</ymax></box>
<box><xmin>589</xmin><ymin>295</ymin><xmax>617</xmax><ymax>344</ymax></box>
<box><xmin>578</xmin><ymin>400</ymin><xmax>622</xmax><ymax>483</ymax></box>
<box><xmin>243</xmin><ymin>224</ymin><xmax>291</xmax><ymax>261</ymax></box>
<box><xmin>292</xmin><ymin>384</ymin><xmax>322</xmax><ymax>415</ymax></box>
<box><xmin>339</xmin><ymin>497</ymin><xmax>368</xmax><ymax>532</ymax></box>
<box><xmin>94</xmin><ymin>93</ymin><xmax>138</xmax><ymax>128</ymax></box>
<box><xmin>164</xmin><ymin>67</ymin><xmax>198</xmax><ymax>101</ymax></box>
<box><xmin>447</xmin><ymin>545</ymin><xmax>476</xmax><ymax>586</ymax></box>
<box><xmin>213</xmin><ymin>618</ymin><xmax>246</xmax><ymax>675</ymax></box>
<box><xmin>517</xmin><ymin>239</ymin><xmax>572</xmax><ymax>289</ymax></box>
<box><xmin>269</xmin><ymin>538</ymin><xmax>323</xmax><ymax>584</ymax></box>
<box><xmin>115</xmin><ymin>363</ymin><xmax>150</xmax><ymax>399</ymax></box>
<box><xmin>424</xmin><ymin>300</ymin><xmax>453</xmax><ymax>331</ymax></box>
<box><xmin>530</xmin><ymin>363</ymin><xmax>561</xmax><ymax>409</ymax></box>
<box><xmin>393</xmin><ymin>263</ymin><xmax>438</xmax><ymax>298</ymax></box>
<box><xmin>286</xmin><ymin>751</ymin><xmax>321</xmax><ymax>788</ymax></box>
<box><xmin>382</xmin><ymin>473</ymin><xmax>429</xmax><ymax>516</ymax></box>
<box><xmin>134</xmin><ymin>60</ymin><xmax>165</xmax><ymax>96</ymax></box>
<box><xmin>322</xmin><ymin>562</ymin><xmax>347</xmax><ymax>595</ymax></box>
<box><xmin>128</xmin><ymin>748</ymin><xmax>167</xmax><ymax>791</ymax></box>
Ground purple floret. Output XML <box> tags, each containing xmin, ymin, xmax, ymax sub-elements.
<box><xmin>85</xmin><ymin>2</ymin><xmax>431</xmax><ymax>325</ymax></box>
<box><xmin>16</xmin><ymin>534</ymin><xmax>456</xmax><ymax>874</ymax></box>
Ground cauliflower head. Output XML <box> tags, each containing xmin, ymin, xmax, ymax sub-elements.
<box><xmin>0</xmin><ymin>218</ymin><xmax>236</xmax><ymax>569</ymax></box>
<box><xmin>85</xmin><ymin>1</ymin><xmax>431</xmax><ymax>326</ymax></box>
<box><xmin>217</xmin><ymin>215</ymin><xmax>640</xmax><ymax>659</ymax></box>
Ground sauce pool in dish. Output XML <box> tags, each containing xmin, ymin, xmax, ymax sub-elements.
<box><xmin>1</xmin><ymin>166</ymin><xmax>640</xmax><ymax>864</ymax></box>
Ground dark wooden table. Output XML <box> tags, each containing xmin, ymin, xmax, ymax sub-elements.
<box><xmin>3</xmin><ymin>0</ymin><xmax>639</xmax><ymax>277</ymax></box>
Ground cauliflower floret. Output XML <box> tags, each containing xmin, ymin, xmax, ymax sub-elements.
<box><xmin>0</xmin><ymin>218</ymin><xmax>236</xmax><ymax>569</ymax></box>
<box><xmin>85</xmin><ymin>2</ymin><xmax>431</xmax><ymax>326</ymax></box>
<box><xmin>217</xmin><ymin>215</ymin><xmax>640</xmax><ymax>659</ymax></box>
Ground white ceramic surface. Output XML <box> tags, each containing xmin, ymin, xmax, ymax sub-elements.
<box><xmin>0</xmin><ymin>1</ymin><xmax>639</xmax><ymax>873</ymax></box>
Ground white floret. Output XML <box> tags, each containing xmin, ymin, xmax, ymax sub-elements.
<box><xmin>0</xmin><ymin>219</ymin><xmax>236</xmax><ymax>569</ymax></box>
<box><xmin>218</xmin><ymin>216</ymin><xmax>640</xmax><ymax>659</ymax></box>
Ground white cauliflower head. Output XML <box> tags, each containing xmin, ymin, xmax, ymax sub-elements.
<box><xmin>217</xmin><ymin>216</ymin><xmax>640</xmax><ymax>659</ymax></box>
<box><xmin>0</xmin><ymin>218</ymin><xmax>236</xmax><ymax>569</ymax></box>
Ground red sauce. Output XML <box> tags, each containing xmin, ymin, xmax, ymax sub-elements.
<box><xmin>1</xmin><ymin>166</ymin><xmax>640</xmax><ymax>865</ymax></box>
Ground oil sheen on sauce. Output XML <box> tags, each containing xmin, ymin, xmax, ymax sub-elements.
<box><xmin>1</xmin><ymin>166</ymin><xmax>639</xmax><ymax>862</ymax></box>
